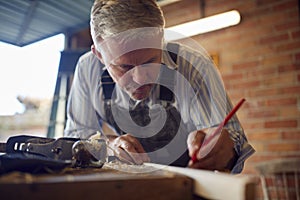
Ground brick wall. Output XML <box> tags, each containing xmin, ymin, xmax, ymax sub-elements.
<box><xmin>162</xmin><ymin>0</ymin><xmax>300</xmax><ymax>175</ymax></box>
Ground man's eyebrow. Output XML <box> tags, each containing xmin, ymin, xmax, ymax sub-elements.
<box><xmin>138</xmin><ymin>56</ymin><xmax>159</xmax><ymax>66</ymax></box>
<box><xmin>112</xmin><ymin>56</ymin><xmax>159</xmax><ymax>67</ymax></box>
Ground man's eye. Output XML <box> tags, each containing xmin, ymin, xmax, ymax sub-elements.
<box><xmin>120</xmin><ymin>65</ymin><xmax>134</xmax><ymax>71</ymax></box>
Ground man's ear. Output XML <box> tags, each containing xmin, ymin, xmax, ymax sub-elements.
<box><xmin>91</xmin><ymin>44</ymin><xmax>104</xmax><ymax>64</ymax></box>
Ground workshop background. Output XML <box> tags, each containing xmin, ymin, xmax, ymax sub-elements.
<box><xmin>0</xmin><ymin>0</ymin><xmax>299</xmax><ymax>199</ymax></box>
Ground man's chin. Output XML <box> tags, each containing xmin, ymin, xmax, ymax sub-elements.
<box><xmin>131</xmin><ymin>93</ymin><xmax>149</xmax><ymax>100</ymax></box>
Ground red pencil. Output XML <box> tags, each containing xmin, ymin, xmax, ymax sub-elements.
<box><xmin>191</xmin><ymin>98</ymin><xmax>246</xmax><ymax>162</ymax></box>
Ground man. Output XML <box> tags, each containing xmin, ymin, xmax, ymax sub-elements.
<box><xmin>64</xmin><ymin>0</ymin><xmax>255</xmax><ymax>173</ymax></box>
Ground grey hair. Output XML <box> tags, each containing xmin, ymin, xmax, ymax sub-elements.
<box><xmin>90</xmin><ymin>0</ymin><xmax>165</xmax><ymax>41</ymax></box>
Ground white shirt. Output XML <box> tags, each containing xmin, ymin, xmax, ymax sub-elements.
<box><xmin>64</xmin><ymin>43</ymin><xmax>255</xmax><ymax>173</ymax></box>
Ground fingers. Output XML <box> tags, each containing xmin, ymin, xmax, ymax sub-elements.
<box><xmin>120</xmin><ymin>134</ymin><xmax>150</xmax><ymax>163</ymax></box>
<box><xmin>187</xmin><ymin>129</ymin><xmax>236</xmax><ymax>172</ymax></box>
<box><xmin>187</xmin><ymin>130</ymin><xmax>206</xmax><ymax>158</ymax></box>
<box><xmin>124</xmin><ymin>134</ymin><xmax>148</xmax><ymax>155</ymax></box>
<box><xmin>112</xmin><ymin>146</ymin><xmax>136</xmax><ymax>164</ymax></box>
<box><xmin>110</xmin><ymin>134</ymin><xmax>150</xmax><ymax>165</ymax></box>
<box><xmin>188</xmin><ymin>150</ymin><xmax>218</xmax><ymax>170</ymax></box>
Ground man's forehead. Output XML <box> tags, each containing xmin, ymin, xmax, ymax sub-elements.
<box><xmin>99</xmin><ymin>34</ymin><xmax>163</xmax><ymax>52</ymax></box>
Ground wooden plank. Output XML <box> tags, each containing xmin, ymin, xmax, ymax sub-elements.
<box><xmin>0</xmin><ymin>167</ymin><xmax>193</xmax><ymax>200</ymax></box>
<box><xmin>145</xmin><ymin>163</ymin><xmax>257</xmax><ymax>200</ymax></box>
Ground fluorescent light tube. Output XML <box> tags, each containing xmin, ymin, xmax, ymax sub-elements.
<box><xmin>165</xmin><ymin>10</ymin><xmax>241</xmax><ymax>41</ymax></box>
<box><xmin>157</xmin><ymin>0</ymin><xmax>182</xmax><ymax>7</ymax></box>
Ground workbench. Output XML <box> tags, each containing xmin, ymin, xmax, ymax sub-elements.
<box><xmin>0</xmin><ymin>162</ymin><xmax>257</xmax><ymax>200</ymax></box>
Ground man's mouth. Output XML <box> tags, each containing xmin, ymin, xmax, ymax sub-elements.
<box><xmin>129</xmin><ymin>84</ymin><xmax>153</xmax><ymax>100</ymax></box>
<box><xmin>134</xmin><ymin>84</ymin><xmax>151</xmax><ymax>92</ymax></box>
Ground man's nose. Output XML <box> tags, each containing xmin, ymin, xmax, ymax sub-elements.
<box><xmin>131</xmin><ymin>66</ymin><xmax>148</xmax><ymax>85</ymax></box>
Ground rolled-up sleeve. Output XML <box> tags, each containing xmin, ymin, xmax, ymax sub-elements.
<box><xmin>184</xmin><ymin>49</ymin><xmax>255</xmax><ymax>173</ymax></box>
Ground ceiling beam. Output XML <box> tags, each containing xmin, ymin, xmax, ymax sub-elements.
<box><xmin>15</xmin><ymin>0</ymin><xmax>39</xmax><ymax>45</ymax></box>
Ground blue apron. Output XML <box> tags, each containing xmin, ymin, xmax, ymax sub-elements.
<box><xmin>99</xmin><ymin>43</ymin><xmax>190</xmax><ymax>166</ymax></box>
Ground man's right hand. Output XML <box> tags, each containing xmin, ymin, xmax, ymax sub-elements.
<box><xmin>107</xmin><ymin>134</ymin><xmax>150</xmax><ymax>165</ymax></box>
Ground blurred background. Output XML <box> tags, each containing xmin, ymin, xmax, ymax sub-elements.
<box><xmin>0</xmin><ymin>34</ymin><xmax>64</xmax><ymax>140</ymax></box>
<box><xmin>0</xmin><ymin>0</ymin><xmax>299</xmax><ymax>198</ymax></box>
